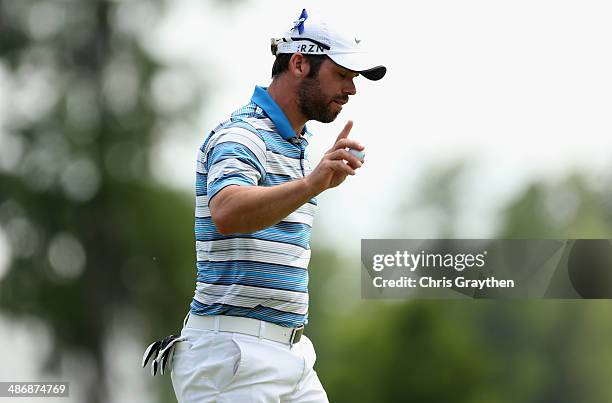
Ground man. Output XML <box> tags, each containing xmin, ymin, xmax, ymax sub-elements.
<box><xmin>143</xmin><ymin>9</ymin><xmax>386</xmax><ymax>402</ymax></box>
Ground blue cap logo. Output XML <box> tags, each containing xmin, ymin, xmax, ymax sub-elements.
<box><xmin>291</xmin><ymin>8</ymin><xmax>308</xmax><ymax>34</ymax></box>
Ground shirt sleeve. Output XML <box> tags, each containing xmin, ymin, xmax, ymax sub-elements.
<box><xmin>204</xmin><ymin>126</ymin><xmax>267</xmax><ymax>202</ymax></box>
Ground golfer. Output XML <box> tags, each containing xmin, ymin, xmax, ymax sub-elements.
<box><xmin>143</xmin><ymin>9</ymin><xmax>386</xmax><ymax>402</ymax></box>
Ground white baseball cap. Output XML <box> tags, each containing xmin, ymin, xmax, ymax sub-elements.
<box><xmin>271</xmin><ymin>9</ymin><xmax>387</xmax><ymax>81</ymax></box>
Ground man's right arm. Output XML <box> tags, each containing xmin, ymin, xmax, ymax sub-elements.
<box><xmin>210</xmin><ymin>120</ymin><xmax>364</xmax><ymax>235</ymax></box>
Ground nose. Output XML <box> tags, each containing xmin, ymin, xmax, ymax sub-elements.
<box><xmin>344</xmin><ymin>78</ymin><xmax>357</xmax><ymax>96</ymax></box>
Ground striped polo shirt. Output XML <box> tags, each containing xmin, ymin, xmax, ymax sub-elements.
<box><xmin>190</xmin><ymin>86</ymin><xmax>317</xmax><ymax>328</ymax></box>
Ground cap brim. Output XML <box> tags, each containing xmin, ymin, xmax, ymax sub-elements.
<box><xmin>327</xmin><ymin>52</ymin><xmax>387</xmax><ymax>81</ymax></box>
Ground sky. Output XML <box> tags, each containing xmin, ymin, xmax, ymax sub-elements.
<box><xmin>145</xmin><ymin>0</ymin><xmax>612</xmax><ymax>252</ymax></box>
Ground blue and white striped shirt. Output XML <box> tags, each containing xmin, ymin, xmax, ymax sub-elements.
<box><xmin>190</xmin><ymin>86</ymin><xmax>317</xmax><ymax>328</ymax></box>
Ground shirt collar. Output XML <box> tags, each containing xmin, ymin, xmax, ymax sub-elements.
<box><xmin>251</xmin><ymin>86</ymin><xmax>310</xmax><ymax>141</ymax></box>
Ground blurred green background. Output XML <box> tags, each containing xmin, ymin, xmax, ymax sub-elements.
<box><xmin>1</xmin><ymin>1</ymin><xmax>612</xmax><ymax>402</ymax></box>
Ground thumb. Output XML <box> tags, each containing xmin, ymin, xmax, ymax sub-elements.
<box><xmin>335</xmin><ymin>120</ymin><xmax>353</xmax><ymax>142</ymax></box>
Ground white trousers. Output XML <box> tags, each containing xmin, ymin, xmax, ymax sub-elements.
<box><xmin>170</xmin><ymin>326</ymin><xmax>329</xmax><ymax>403</ymax></box>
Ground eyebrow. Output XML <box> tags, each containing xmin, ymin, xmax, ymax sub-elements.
<box><xmin>341</xmin><ymin>70</ymin><xmax>360</xmax><ymax>79</ymax></box>
<box><xmin>334</xmin><ymin>66</ymin><xmax>359</xmax><ymax>78</ymax></box>
<box><xmin>328</xmin><ymin>59</ymin><xmax>359</xmax><ymax>78</ymax></box>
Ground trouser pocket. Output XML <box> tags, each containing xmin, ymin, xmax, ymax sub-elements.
<box><xmin>300</xmin><ymin>335</ymin><xmax>317</xmax><ymax>369</ymax></box>
<box><xmin>215</xmin><ymin>333</ymin><xmax>247</xmax><ymax>392</ymax></box>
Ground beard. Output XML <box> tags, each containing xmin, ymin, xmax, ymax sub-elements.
<box><xmin>297</xmin><ymin>77</ymin><xmax>347</xmax><ymax>123</ymax></box>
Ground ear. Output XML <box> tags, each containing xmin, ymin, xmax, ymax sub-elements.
<box><xmin>288</xmin><ymin>53</ymin><xmax>311</xmax><ymax>78</ymax></box>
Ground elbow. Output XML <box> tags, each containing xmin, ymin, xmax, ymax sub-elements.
<box><xmin>208</xmin><ymin>186</ymin><xmax>250</xmax><ymax>235</ymax></box>
<box><xmin>216</xmin><ymin>224</ymin><xmax>233</xmax><ymax>236</ymax></box>
<box><xmin>211</xmin><ymin>208</ymin><xmax>234</xmax><ymax>235</ymax></box>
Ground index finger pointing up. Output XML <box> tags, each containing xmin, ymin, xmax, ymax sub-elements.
<box><xmin>335</xmin><ymin>120</ymin><xmax>353</xmax><ymax>142</ymax></box>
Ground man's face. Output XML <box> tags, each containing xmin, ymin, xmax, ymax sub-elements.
<box><xmin>297</xmin><ymin>58</ymin><xmax>358</xmax><ymax>123</ymax></box>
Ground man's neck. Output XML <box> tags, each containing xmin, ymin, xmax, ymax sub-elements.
<box><xmin>267</xmin><ymin>80</ymin><xmax>306</xmax><ymax>137</ymax></box>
